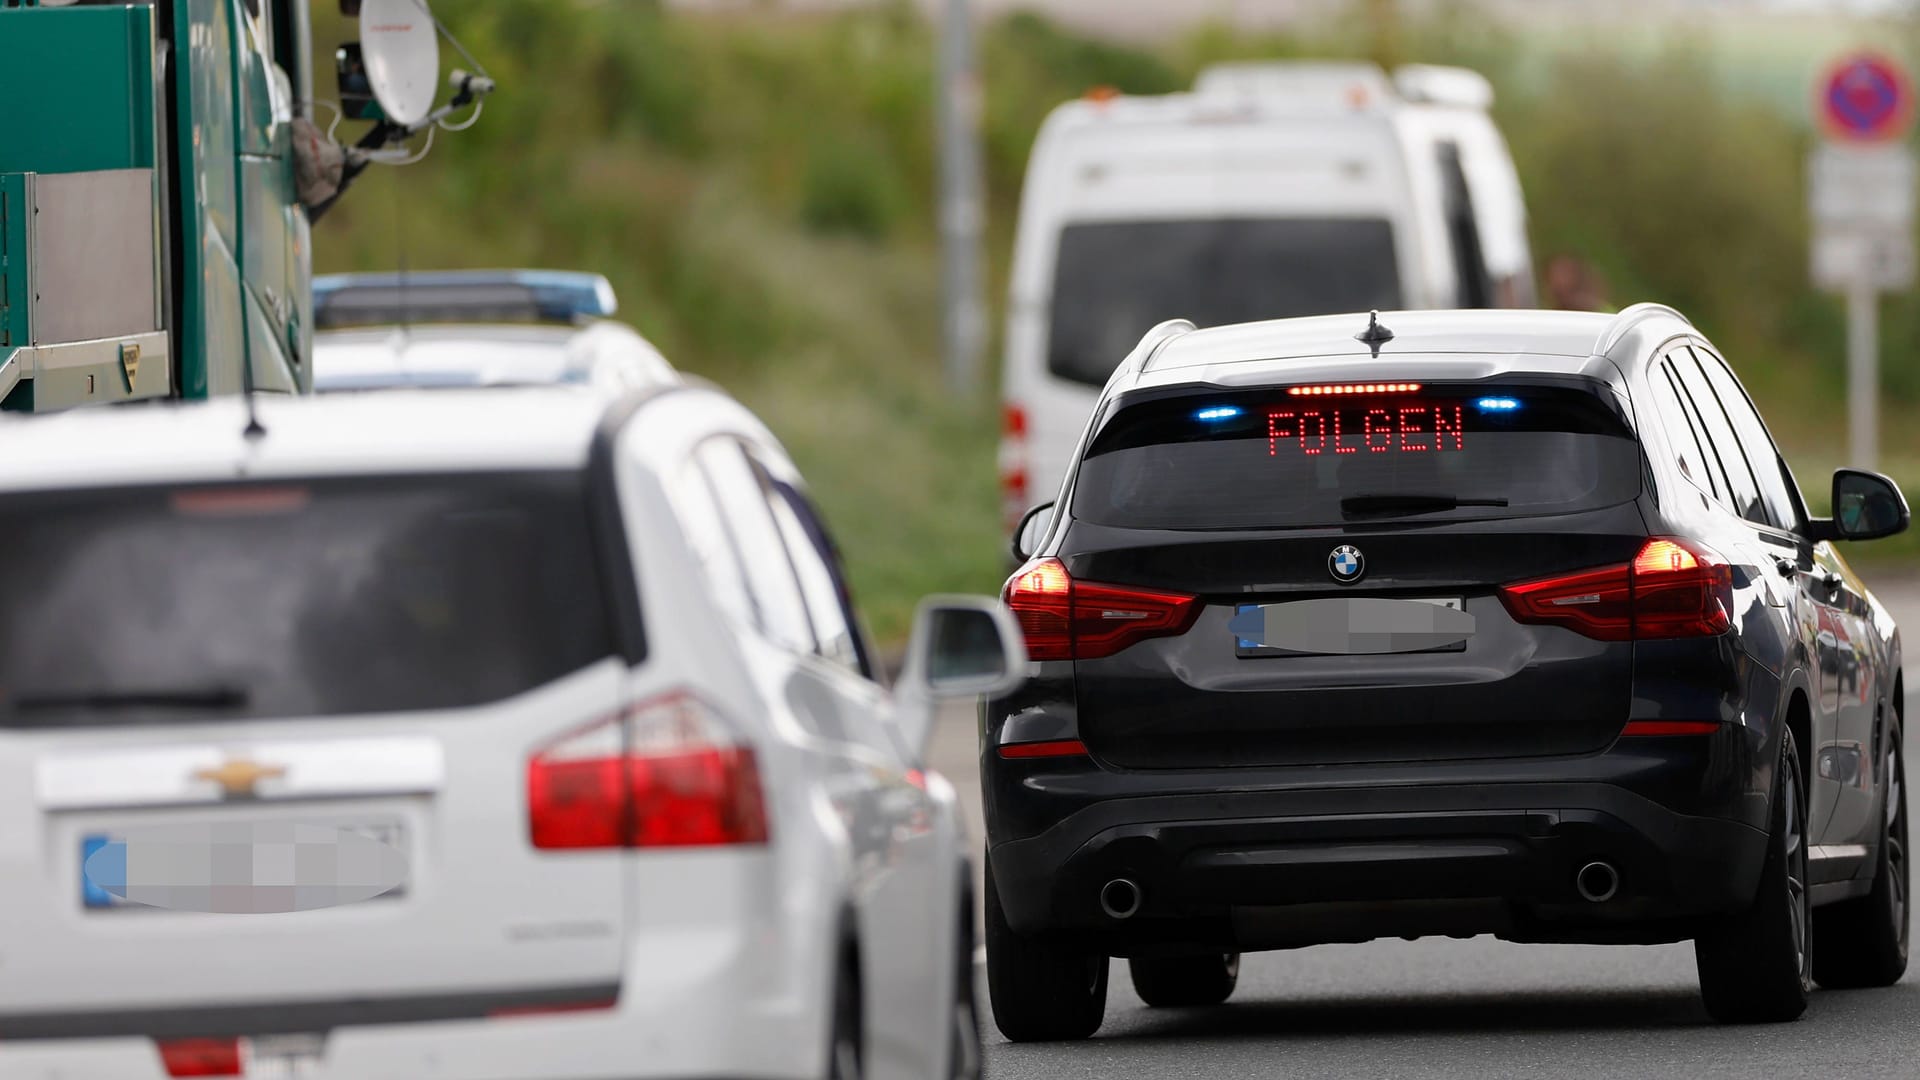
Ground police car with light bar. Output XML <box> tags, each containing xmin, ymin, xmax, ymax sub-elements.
<box><xmin>311</xmin><ymin>269</ymin><xmax>677</xmax><ymax>392</ymax></box>
<box><xmin>987</xmin><ymin>305</ymin><xmax>1910</xmax><ymax>1039</ymax></box>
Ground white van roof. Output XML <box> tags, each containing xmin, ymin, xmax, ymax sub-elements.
<box><xmin>1191</xmin><ymin>61</ymin><xmax>1396</xmax><ymax>112</ymax></box>
<box><xmin>1191</xmin><ymin>61</ymin><xmax>1495</xmax><ymax>112</ymax></box>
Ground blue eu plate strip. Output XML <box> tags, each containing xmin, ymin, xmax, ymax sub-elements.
<box><xmin>80</xmin><ymin>835</ymin><xmax>126</xmax><ymax>909</ymax></box>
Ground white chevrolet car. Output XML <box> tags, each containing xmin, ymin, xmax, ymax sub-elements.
<box><xmin>0</xmin><ymin>387</ymin><xmax>1015</xmax><ymax>1080</ymax></box>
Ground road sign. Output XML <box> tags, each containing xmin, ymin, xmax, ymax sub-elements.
<box><xmin>1810</xmin><ymin>144</ymin><xmax>1915</xmax><ymax>227</ymax></box>
<box><xmin>1809</xmin><ymin>144</ymin><xmax>1915</xmax><ymax>291</ymax></box>
<box><xmin>1810</xmin><ymin>51</ymin><xmax>1916</xmax><ymax>472</ymax></box>
<box><xmin>1813</xmin><ymin>228</ymin><xmax>1915</xmax><ymax>292</ymax></box>
<box><xmin>1819</xmin><ymin>52</ymin><xmax>1915</xmax><ymax>144</ymax></box>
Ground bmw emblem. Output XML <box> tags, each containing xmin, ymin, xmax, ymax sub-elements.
<box><xmin>1328</xmin><ymin>545</ymin><xmax>1366</xmax><ymax>584</ymax></box>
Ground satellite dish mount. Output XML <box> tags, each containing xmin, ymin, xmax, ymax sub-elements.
<box><xmin>313</xmin><ymin>0</ymin><xmax>497</xmax><ymax>221</ymax></box>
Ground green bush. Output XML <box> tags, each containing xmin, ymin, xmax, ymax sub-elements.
<box><xmin>800</xmin><ymin>134</ymin><xmax>906</xmax><ymax>240</ymax></box>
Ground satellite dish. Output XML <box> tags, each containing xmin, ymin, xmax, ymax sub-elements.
<box><xmin>359</xmin><ymin>0</ymin><xmax>439</xmax><ymax>128</ymax></box>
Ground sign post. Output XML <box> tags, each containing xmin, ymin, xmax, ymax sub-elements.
<box><xmin>1810</xmin><ymin>51</ymin><xmax>1916</xmax><ymax>472</ymax></box>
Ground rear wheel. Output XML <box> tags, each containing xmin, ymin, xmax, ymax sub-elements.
<box><xmin>1128</xmin><ymin>953</ymin><xmax>1240</xmax><ymax>1008</ymax></box>
<box><xmin>1814</xmin><ymin>734</ymin><xmax>1909</xmax><ymax>989</ymax></box>
<box><xmin>984</xmin><ymin>861</ymin><xmax>1108</xmax><ymax>1042</ymax></box>
<box><xmin>950</xmin><ymin>885</ymin><xmax>983</xmax><ymax>1080</ymax></box>
<box><xmin>1695</xmin><ymin>726</ymin><xmax>1811</xmax><ymax>1024</ymax></box>
<box><xmin>828</xmin><ymin>948</ymin><xmax>862</xmax><ymax>1080</ymax></box>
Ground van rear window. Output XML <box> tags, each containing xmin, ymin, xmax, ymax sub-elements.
<box><xmin>1071</xmin><ymin>384</ymin><xmax>1641</xmax><ymax>529</ymax></box>
<box><xmin>0</xmin><ymin>473</ymin><xmax>619</xmax><ymax>727</ymax></box>
<box><xmin>1047</xmin><ymin>218</ymin><xmax>1403</xmax><ymax>387</ymax></box>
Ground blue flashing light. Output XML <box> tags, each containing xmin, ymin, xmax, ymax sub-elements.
<box><xmin>1475</xmin><ymin>397</ymin><xmax>1521</xmax><ymax>412</ymax></box>
<box><xmin>1194</xmin><ymin>406</ymin><xmax>1244</xmax><ymax>422</ymax></box>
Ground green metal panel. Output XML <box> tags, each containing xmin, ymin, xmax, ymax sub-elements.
<box><xmin>0</xmin><ymin>174</ymin><xmax>29</xmax><ymax>353</ymax></box>
<box><xmin>173</xmin><ymin>0</ymin><xmax>250</xmax><ymax>400</ymax></box>
<box><xmin>0</xmin><ymin>5</ymin><xmax>154</xmax><ymax>176</ymax></box>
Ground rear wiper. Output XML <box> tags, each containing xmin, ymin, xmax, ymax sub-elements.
<box><xmin>9</xmin><ymin>685</ymin><xmax>250</xmax><ymax>713</ymax></box>
<box><xmin>1339</xmin><ymin>493</ymin><xmax>1510</xmax><ymax>517</ymax></box>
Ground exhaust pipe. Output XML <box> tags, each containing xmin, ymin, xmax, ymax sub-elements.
<box><xmin>1575</xmin><ymin>861</ymin><xmax>1620</xmax><ymax>903</ymax></box>
<box><xmin>1099</xmin><ymin>878</ymin><xmax>1142</xmax><ymax>920</ymax></box>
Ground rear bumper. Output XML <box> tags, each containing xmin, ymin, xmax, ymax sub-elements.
<box><xmin>0</xmin><ymin>977</ymin><xmax>820</xmax><ymax>1080</ymax></box>
<box><xmin>988</xmin><ymin>780</ymin><xmax>1769</xmax><ymax>950</ymax></box>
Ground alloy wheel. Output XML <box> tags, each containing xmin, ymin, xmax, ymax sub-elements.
<box><xmin>1785</xmin><ymin>756</ymin><xmax>1810</xmax><ymax>985</ymax></box>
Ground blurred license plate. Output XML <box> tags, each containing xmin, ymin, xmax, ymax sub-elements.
<box><xmin>244</xmin><ymin>1033</ymin><xmax>325</xmax><ymax>1077</ymax></box>
<box><xmin>80</xmin><ymin>820</ymin><xmax>410</xmax><ymax>910</ymax></box>
<box><xmin>1234</xmin><ymin>597</ymin><xmax>1466</xmax><ymax>657</ymax></box>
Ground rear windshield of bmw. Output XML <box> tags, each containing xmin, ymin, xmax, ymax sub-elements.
<box><xmin>1070</xmin><ymin>381</ymin><xmax>1643</xmax><ymax>530</ymax></box>
<box><xmin>0</xmin><ymin>472</ymin><xmax>619</xmax><ymax>727</ymax></box>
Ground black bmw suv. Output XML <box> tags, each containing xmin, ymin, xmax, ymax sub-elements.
<box><xmin>984</xmin><ymin>305</ymin><xmax>1911</xmax><ymax>1039</ymax></box>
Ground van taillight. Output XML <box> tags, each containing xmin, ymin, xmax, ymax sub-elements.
<box><xmin>1000</xmin><ymin>402</ymin><xmax>1029</xmax><ymax>534</ymax></box>
<box><xmin>528</xmin><ymin>690</ymin><xmax>769</xmax><ymax>850</ymax></box>
<box><xmin>1002</xmin><ymin>557</ymin><xmax>1201</xmax><ymax>661</ymax></box>
<box><xmin>1499</xmin><ymin>537</ymin><xmax>1733</xmax><ymax>642</ymax></box>
<box><xmin>157</xmin><ymin>1039</ymin><xmax>241</xmax><ymax>1078</ymax></box>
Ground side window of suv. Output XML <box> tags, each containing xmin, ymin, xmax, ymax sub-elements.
<box><xmin>1668</xmin><ymin>349</ymin><xmax>1767</xmax><ymax>526</ymax></box>
<box><xmin>1693</xmin><ymin>348</ymin><xmax>1801</xmax><ymax>531</ymax></box>
<box><xmin>751</xmin><ymin>458</ymin><xmax>871</xmax><ymax>679</ymax></box>
<box><xmin>671</xmin><ymin>456</ymin><xmax>757</xmax><ymax>631</ymax></box>
<box><xmin>695</xmin><ymin>438</ymin><xmax>817</xmax><ymax>655</ymax></box>
<box><xmin>1647</xmin><ymin>361</ymin><xmax>1720</xmax><ymax>502</ymax></box>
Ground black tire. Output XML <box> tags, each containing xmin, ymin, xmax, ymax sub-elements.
<box><xmin>950</xmin><ymin>885</ymin><xmax>983</xmax><ymax>1080</ymax></box>
<box><xmin>983</xmin><ymin>861</ymin><xmax>1108</xmax><ymax>1042</ymax></box>
<box><xmin>1128</xmin><ymin>953</ymin><xmax>1240</xmax><ymax>1008</ymax></box>
<box><xmin>828</xmin><ymin>947</ymin><xmax>863</xmax><ymax>1080</ymax></box>
<box><xmin>1695</xmin><ymin>725</ymin><xmax>1812</xmax><ymax>1024</ymax></box>
<box><xmin>1814</xmin><ymin>732</ymin><xmax>1910</xmax><ymax>989</ymax></box>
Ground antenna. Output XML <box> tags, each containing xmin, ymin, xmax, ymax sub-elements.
<box><xmin>1355</xmin><ymin>310</ymin><xmax>1395</xmax><ymax>358</ymax></box>
<box><xmin>240</xmin><ymin>349</ymin><xmax>267</xmax><ymax>440</ymax></box>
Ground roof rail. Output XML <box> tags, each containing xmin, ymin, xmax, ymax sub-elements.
<box><xmin>313</xmin><ymin>270</ymin><xmax>618</xmax><ymax>330</ymax></box>
<box><xmin>1594</xmin><ymin>302</ymin><xmax>1690</xmax><ymax>357</ymax></box>
<box><xmin>1130</xmin><ymin>319</ymin><xmax>1199</xmax><ymax>376</ymax></box>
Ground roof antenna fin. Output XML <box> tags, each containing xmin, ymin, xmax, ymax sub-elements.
<box><xmin>1355</xmin><ymin>310</ymin><xmax>1395</xmax><ymax>358</ymax></box>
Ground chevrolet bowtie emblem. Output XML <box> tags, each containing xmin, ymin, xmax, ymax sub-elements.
<box><xmin>194</xmin><ymin>758</ymin><xmax>286</xmax><ymax>799</ymax></box>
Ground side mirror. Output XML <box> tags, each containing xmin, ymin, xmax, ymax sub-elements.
<box><xmin>1810</xmin><ymin>468</ymin><xmax>1910</xmax><ymax>542</ymax></box>
<box><xmin>1011</xmin><ymin>501</ymin><xmax>1056</xmax><ymax>563</ymax></box>
<box><xmin>892</xmin><ymin>596</ymin><xmax>1027</xmax><ymax>759</ymax></box>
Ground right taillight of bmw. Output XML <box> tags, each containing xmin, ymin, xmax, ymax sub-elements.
<box><xmin>1002</xmin><ymin>557</ymin><xmax>1202</xmax><ymax>661</ymax></box>
<box><xmin>1499</xmin><ymin>536</ymin><xmax>1734</xmax><ymax>642</ymax></box>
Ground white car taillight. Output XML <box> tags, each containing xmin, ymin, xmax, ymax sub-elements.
<box><xmin>528</xmin><ymin>689</ymin><xmax>769</xmax><ymax>850</ymax></box>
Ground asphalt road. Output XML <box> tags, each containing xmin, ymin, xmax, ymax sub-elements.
<box><xmin>928</xmin><ymin>572</ymin><xmax>1920</xmax><ymax>1080</ymax></box>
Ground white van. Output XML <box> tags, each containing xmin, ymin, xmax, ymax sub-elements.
<box><xmin>999</xmin><ymin>61</ymin><xmax>1536</xmax><ymax>532</ymax></box>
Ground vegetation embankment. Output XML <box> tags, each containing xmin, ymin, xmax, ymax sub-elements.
<box><xmin>315</xmin><ymin>3</ymin><xmax>1920</xmax><ymax>642</ymax></box>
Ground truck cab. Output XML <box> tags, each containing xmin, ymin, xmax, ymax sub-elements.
<box><xmin>0</xmin><ymin>0</ymin><xmax>316</xmax><ymax>412</ymax></box>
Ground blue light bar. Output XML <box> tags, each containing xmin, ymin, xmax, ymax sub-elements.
<box><xmin>1475</xmin><ymin>397</ymin><xmax>1520</xmax><ymax>412</ymax></box>
<box><xmin>1194</xmin><ymin>406</ymin><xmax>1244</xmax><ymax>422</ymax></box>
<box><xmin>312</xmin><ymin>270</ymin><xmax>619</xmax><ymax>329</ymax></box>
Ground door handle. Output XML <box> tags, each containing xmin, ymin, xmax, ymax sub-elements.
<box><xmin>1772</xmin><ymin>556</ymin><xmax>1795</xmax><ymax>578</ymax></box>
<box><xmin>1820</xmin><ymin>570</ymin><xmax>1844</xmax><ymax>592</ymax></box>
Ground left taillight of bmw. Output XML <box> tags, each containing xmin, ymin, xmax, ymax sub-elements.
<box><xmin>1002</xmin><ymin>557</ymin><xmax>1202</xmax><ymax>662</ymax></box>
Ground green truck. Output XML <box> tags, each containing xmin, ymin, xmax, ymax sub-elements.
<box><xmin>0</xmin><ymin>0</ymin><xmax>484</xmax><ymax>413</ymax></box>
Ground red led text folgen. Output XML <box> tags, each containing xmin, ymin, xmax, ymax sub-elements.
<box><xmin>1267</xmin><ymin>404</ymin><xmax>1466</xmax><ymax>456</ymax></box>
